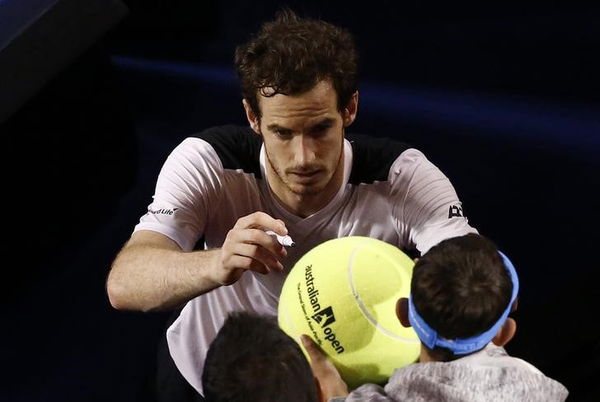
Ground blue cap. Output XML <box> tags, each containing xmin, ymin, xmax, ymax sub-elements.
<box><xmin>408</xmin><ymin>251</ymin><xmax>519</xmax><ymax>355</ymax></box>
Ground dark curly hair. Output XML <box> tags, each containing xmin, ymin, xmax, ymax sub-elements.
<box><xmin>412</xmin><ymin>233</ymin><xmax>513</xmax><ymax>361</ymax></box>
<box><xmin>202</xmin><ymin>311</ymin><xmax>318</xmax><ymax>402</ymax></box>
<box><xmin>234</xmin><ymin>8</ymin><xmax>359</xmax><ymax>118</ymax></box>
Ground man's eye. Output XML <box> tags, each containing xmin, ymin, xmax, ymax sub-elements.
<box><xmin>310</xmin><ymin>126</ymin><xmax>329</xmax><ymax>137</ymax></box>
<box><xmin>275</xmin><ymin>130</ymin><xmax>292</xmax><ymax>138</ymax></box>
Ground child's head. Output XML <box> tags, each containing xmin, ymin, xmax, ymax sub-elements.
<box><xmin>398</xmin><ymin>233</ymin><xmax>519</xmax><ymax>361</ymax></box>
<box><xmin>202</xmin><ymin>311</ymin><xmax>319</xmax><ymax>402</ymax></box>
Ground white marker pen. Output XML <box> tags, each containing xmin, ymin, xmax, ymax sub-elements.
<box><xmin>265</xmin><ymin>230</ymin><xmax>295</xmax><ymax>247</ymax></box>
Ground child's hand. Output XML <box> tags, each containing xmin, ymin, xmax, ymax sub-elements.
<box><xmin>301</xmin><ymin>334</ymin><xmax>349</xmax><ymax>401</ymax></box>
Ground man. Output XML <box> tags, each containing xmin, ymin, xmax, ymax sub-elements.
<box><xmin>106</xmin><ymin>9</ymin><xmax>477</xmax><ymax>400</ymax></box>
<box><xmin>303</xmin><ymin>233</ymin><xmax>569</xmax><ymax>401</ymax></box>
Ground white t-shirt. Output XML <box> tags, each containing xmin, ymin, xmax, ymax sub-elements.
<box><xmin>133</xmin><ymin>125</ymin><xmax>477</xmax><ymax>394</ymax></box>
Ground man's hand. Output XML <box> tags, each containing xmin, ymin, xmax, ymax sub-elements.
<box><xmin>301</xmin><ymin>334</ymin><xmax>349</xmax><ymax>401</ymax></box>
<box><xmin>215</xmin><ymin>211</ymin><xmax>289</xmax><ymax>285</ymax></box>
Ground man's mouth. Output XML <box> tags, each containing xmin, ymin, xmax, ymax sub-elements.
<box><xmin>291</xmin><ymin>170</ymin><xmax>318</xmax><ymax>176</ymax></box>
<box><xmin>289</xmin><ymin>169</ymin><xmax>323</xmax><ymax>181</ymax></box>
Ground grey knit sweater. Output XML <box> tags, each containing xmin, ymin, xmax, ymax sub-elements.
<box><xmin>332</xmin><ymin>344</ymin><xmax>568</xmax><ymax>402</ymax></box>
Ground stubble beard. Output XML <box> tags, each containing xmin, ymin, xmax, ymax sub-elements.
<box><xmin>265</xmin><ymin>141</ymin><xmax>344</xmax><ymax>198</ymax></box>
<box><xmin>265</xmin><ymin>150</ymin><xmax>325</xmax><ymax>196</ymax></box>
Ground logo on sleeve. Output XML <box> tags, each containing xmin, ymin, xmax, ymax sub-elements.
<box><xmin>448</xmin><ymin>205</ymin><xmax>464</xmax><ymax>218</ymax></box>
<box><xmin>148</xmin><ymin>208</ymin><xmax>178</xmax><ymax>216</ymax></box>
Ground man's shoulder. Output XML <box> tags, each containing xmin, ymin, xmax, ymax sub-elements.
<box><xmin>346</xmin><ymin>132</ymin><xmax>413</xmax><ymax>185</ymax></box>
<box><xmin>190</xmin><ymin>124</ymin><xmax>261</xmax><ymax>151</ymax></box>
<box><xmin>189</xmin><ymin>125</ymin><xmax>262</xmax><ymax>177</ymax></box>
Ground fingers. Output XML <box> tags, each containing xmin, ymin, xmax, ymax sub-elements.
<box><xmin>230</xmin><ymin>241</ymin><xmax>285</xmax><ymax>272</ymax></box>
<box><xmin>300</xmin><ymin>334</ymin><xmax>349</xmax><ymax>400</ymax></box>
<box><xmin>220</xmin><ymin>244</ymin><xmax>282</xmax><ymax>278</ymax></box>
<box><xmin>219</xmin><ymin>213</ymin><xmax>289</xmax><ymax>284</ymax></box>
<box><xmin>234</xmin><ymin>211</ymin><xmax>288</xmax><ymax>235</ymax></box>
<box><xmin>232</xmin><ymin>212</ymin><xmax>289</xmax><ymax>260</ymax></box>
<box><xmin>227</xmin><ymin>227</ymin><xmax>287</xmax><ymax>260</ymax></box>
<box><xmin>301</xmin><ymin>334</ymin><xmax>326</xmax><ymax>362</ymax></box>
<box><xmin>225</xmin><ymin>254</ymin><xmax>269</xmax><ymax>274</ymax></box>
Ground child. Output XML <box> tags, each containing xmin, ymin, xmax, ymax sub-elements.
<box><xmin>202</xmin><ymin>311</ymin><xmax>320</xmax><ymax>402</ymax></box>
<box><xmin>303</xmin><ymin>233</ymin><xmax>569</xmax><ymax>401</ymax></box>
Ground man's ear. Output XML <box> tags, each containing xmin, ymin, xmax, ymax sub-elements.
<box><xmin>242</xmin><ymin>99</ymin><xmax>261</xmax><ymax>134</ymax></box>
<box><xmin>492</xmin><ymin>318</ymin><xmax>516</xmax><ymax>347</ymax></box>
<box><xmin>342</xmin><ymin>91</ymin><xmax>359</xmax><ymax>128</ymax></box>
<box><xmin>396</xmin><ymin>298</ymin><xmax>411</xmax><ymax>328</ymax></box>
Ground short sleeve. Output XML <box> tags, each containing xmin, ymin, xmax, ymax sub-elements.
<box><xmin>389</xmin><ymin>148</ymin><xmax>478</xmax><ymax>255</ymax></box>
<box><xmin>134</xmin><ymin>137</ymin><xmax>223</xmax><ymax>251</ymax></box>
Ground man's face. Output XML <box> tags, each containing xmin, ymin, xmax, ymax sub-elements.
<box><xmin>245</xmin><ymin>80</ymin><xmax>357</xmax><ymax>200</ymax></box>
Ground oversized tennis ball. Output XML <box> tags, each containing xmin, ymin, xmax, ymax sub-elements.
<box><xmin>278</xmin><ymin>236</ymin><xmax>420</xmax><ymax>390</ymax></box>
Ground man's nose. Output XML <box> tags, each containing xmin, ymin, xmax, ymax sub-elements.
<box><xmin>292</xmin><ymin>135</ymin><xmax>317</xmax><ymax>165</ymax></box>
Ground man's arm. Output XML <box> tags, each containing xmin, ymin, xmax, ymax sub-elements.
<box><xmin>106</xmin><ymin>212</ymin><xmax>288</xmax><ymax>312</ymax></box>
<box><xmin>106</xmin><ymin>230</ymin><xmax>220</xmax><ymax>312</ymax></box>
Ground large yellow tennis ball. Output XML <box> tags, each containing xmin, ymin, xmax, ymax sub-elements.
<box><xmin>278</xmin><ymin>236</ymin><xmax>420</xmax><ymax>390</ymax></box>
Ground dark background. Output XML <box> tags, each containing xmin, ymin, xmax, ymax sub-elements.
<box><xmin>2</xmin><ymin>1</ymin><xmax>599</xmax><ymax>401</ymax></box>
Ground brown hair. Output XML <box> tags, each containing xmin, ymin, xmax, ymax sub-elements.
<box><xmin>234</xmin><ymin>8</ymin><xmax>359</xmax><ymax>118</ymax></box>
<box><xmin>412</xmin><ymin>233</ymin><xmax>513</xmax><ymax>361</ymax></box>
<box><xmin>202</xmin><ymin>311</ymin><xmax>318</xmax><ymax>402</ymax></box>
